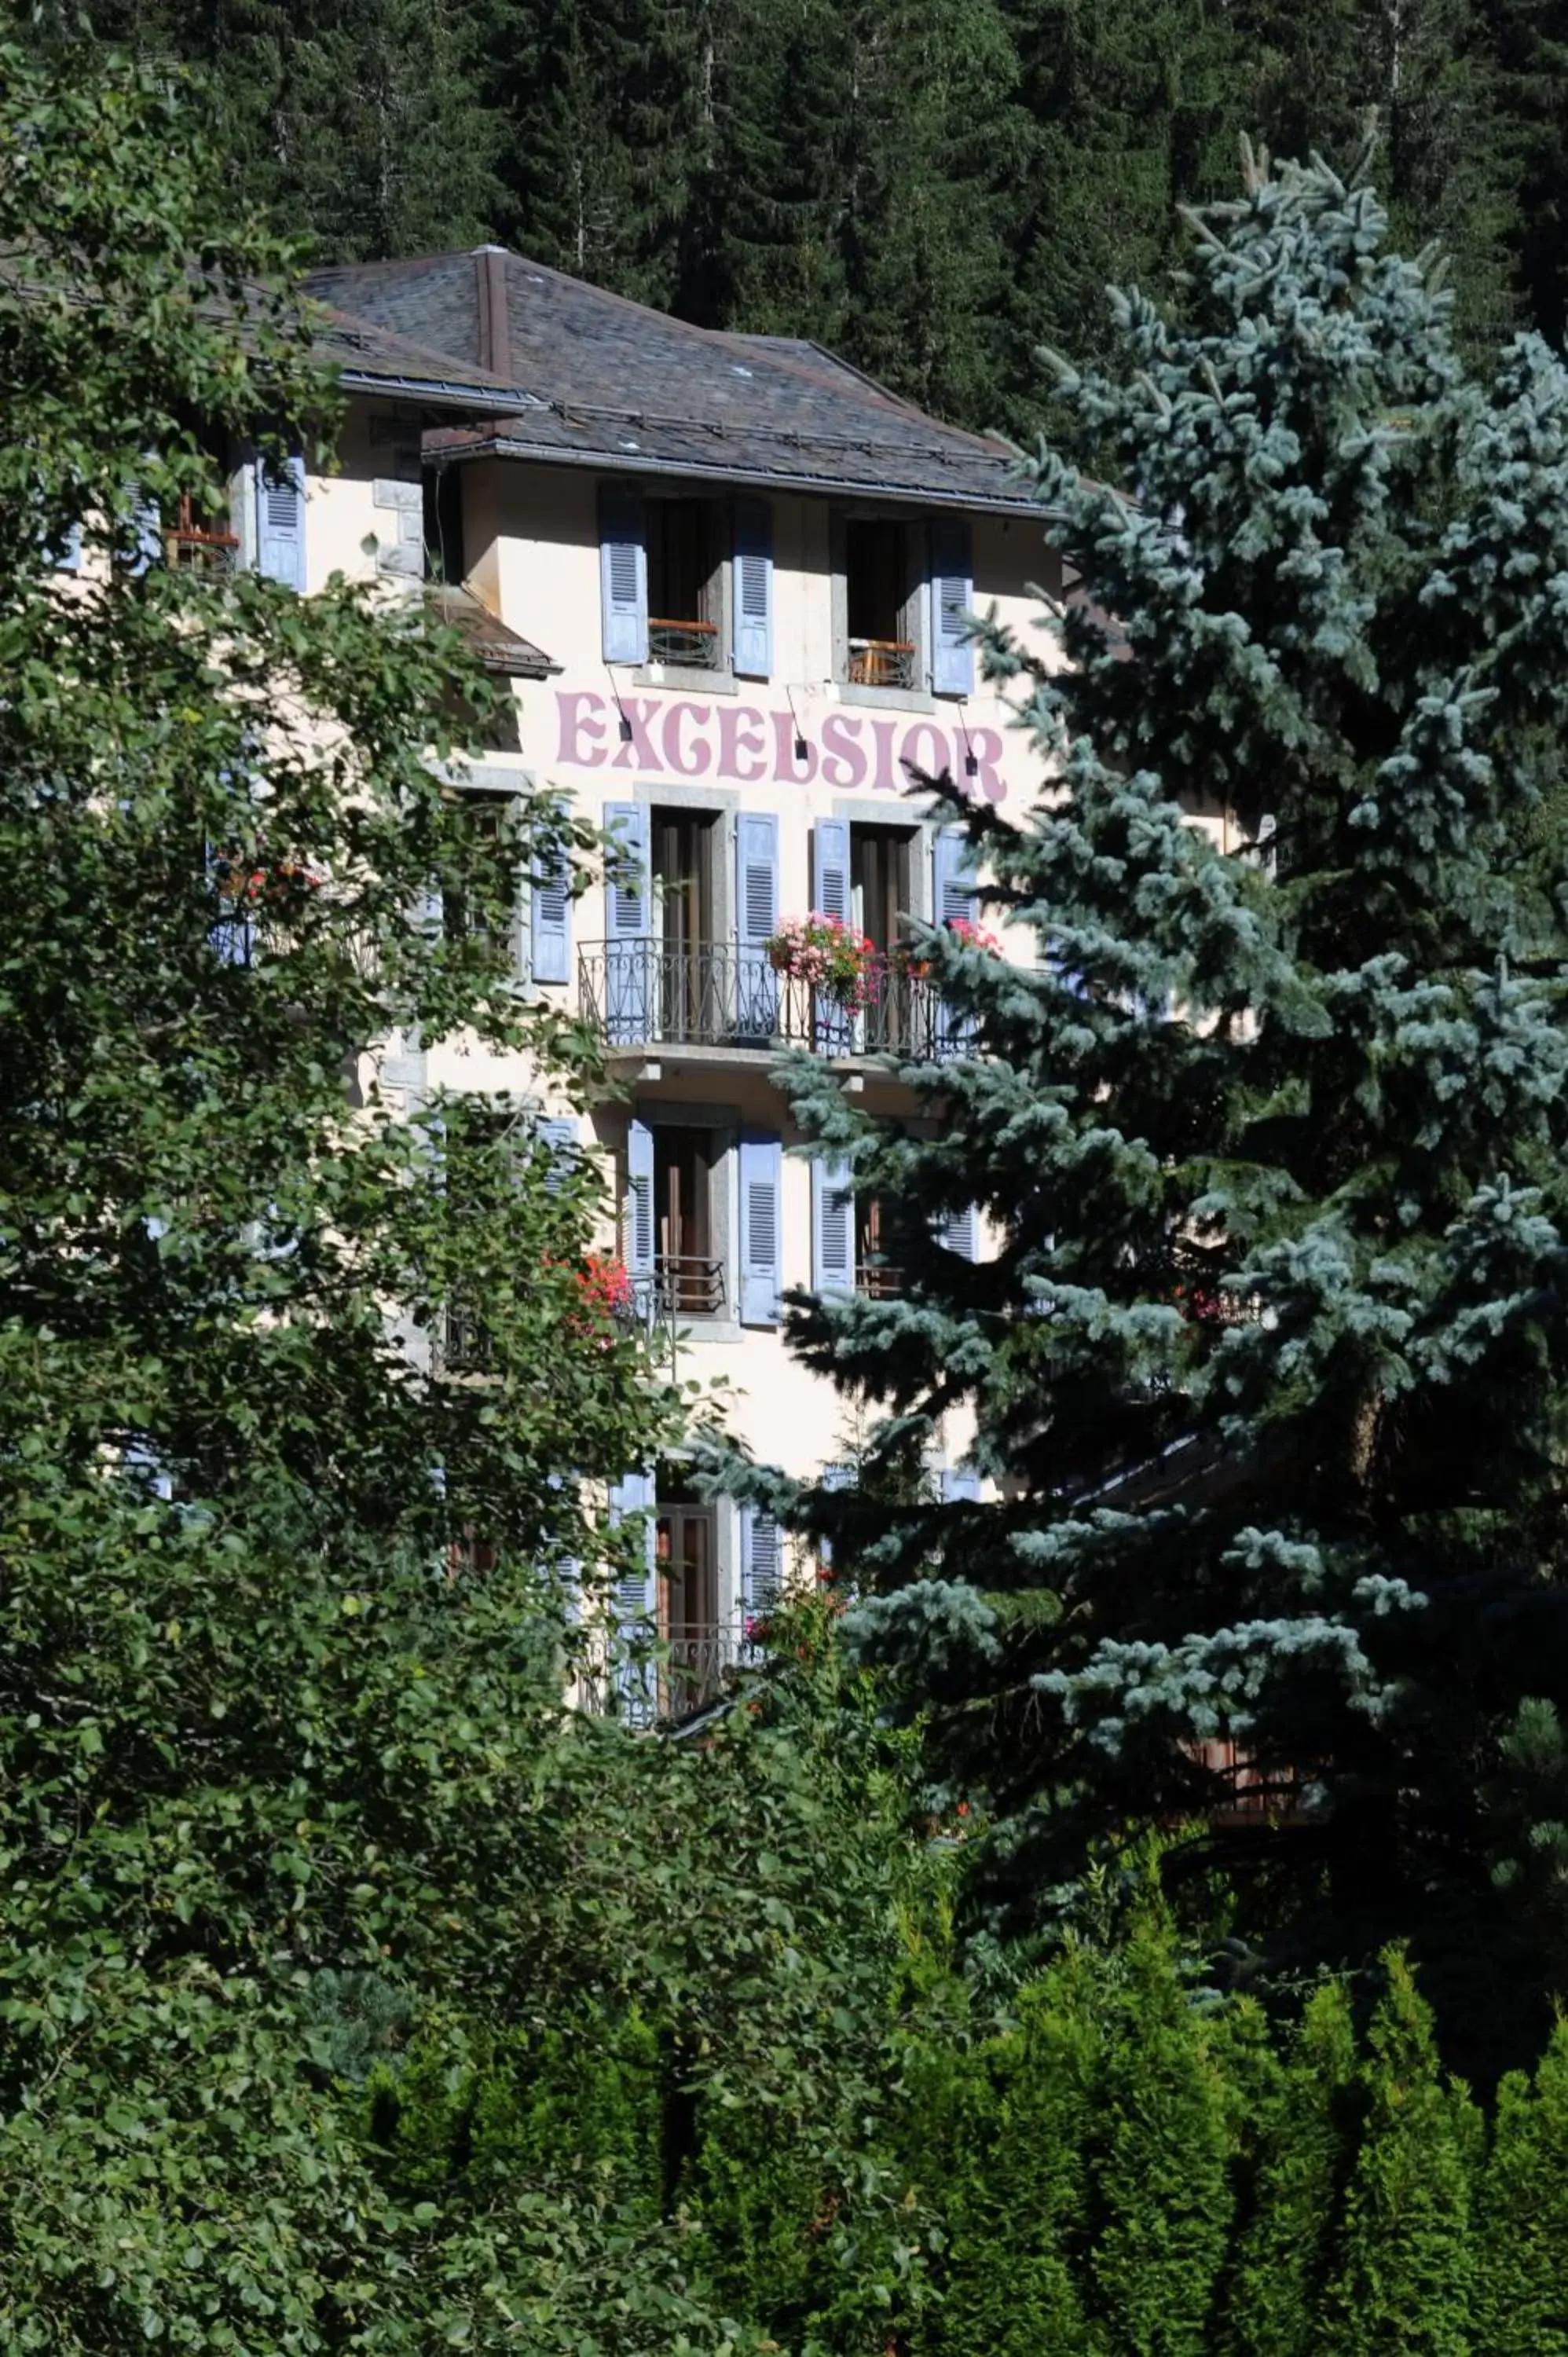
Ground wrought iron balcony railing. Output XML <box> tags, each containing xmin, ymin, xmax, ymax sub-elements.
<box><xmin>630</xmin><ymin>1254</ymin><xmax>727</xmax><ymax>1322</ymax></box>
<box><xmin>580</xmin><ymin>1618</ymin><xmax>763</xmax><ymax>1727</ymax></box>
<box><xmin>578</xmin><ymin>939</ymin><xmax>969</xmax><ymax>1064</ymax></box>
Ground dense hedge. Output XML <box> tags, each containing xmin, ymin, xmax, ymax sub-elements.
<box><xmin>361</xmin><ymin>1918</ymin><xmax>1568</xmax><ymax>2355</ymax></box>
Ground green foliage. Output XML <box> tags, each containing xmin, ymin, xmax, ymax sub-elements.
<box><xmin>1090</xmin><ymin>1919</ymin><xmax>1236</xmax><ymax>2355</ymax></box>
<box><xmin>767</xmin><ymin>137</ymin><xmax>1568</xmax><ymax>2054</ymax></box>
<box><xmin>900</xmin><ymin>1957</ymin><xmax>1095</xmax><ymax>2357</ymax></box>
<box><xmin>38</xmin><ymin>0</ymin><xmax>1568</xmax><ymax>432</ymax></box>
<box><xmin>1222</xmin><ymin>1979</ymin><xmax>1357</xmax><ymax>2357</ymax></box>
<box><xmin>0</xmin><ymin>39</ymin><xmax>687</xmax><ymax>2351</ymax></box>
<box><xmin>1474</xmin><ymin>2017</ymin><xmax>1568</xmax><ymax>2356</ymax></box>
<box><xmin>1321</xmin><ymin>1952</ymin><xmax>1480</xmax><ymax>2355</ymax></box>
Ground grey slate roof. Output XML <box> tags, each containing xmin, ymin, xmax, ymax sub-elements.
<box><xmin>306</xmin><ymin>295</ymin><xmax>532</xmax><ymax>412</ymax></box>
<box><xmin>426</xmin><ymin>584</ymin><xmax>556</xmax><ymax>676</ymax></box>
<box><xmin>306</xmin><ymin>248</ymin><xmax>1040</xmax><ymax>513</ymax></box>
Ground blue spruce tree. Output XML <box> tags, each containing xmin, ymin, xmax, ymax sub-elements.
<box><xmin>760</xmin><ymin>138</ymin><xmax>1568</xmax><ymax>2034</ymax></box>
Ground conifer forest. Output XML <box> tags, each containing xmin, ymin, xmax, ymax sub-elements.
<box><xmin>16</xmin><ymin>5</ymin><xmax>1568</xmax><ymax>2350</ymax></box>
<box><xmin>38</xmin><ymin>0</ymin><xmax>1568</xmax><ymax>431</ymax></box>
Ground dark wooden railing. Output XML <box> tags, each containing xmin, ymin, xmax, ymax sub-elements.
<box><xmin>578</xmin><ymin>939</ymin><xmax>969</xmax><ymax>1064</ymax></box>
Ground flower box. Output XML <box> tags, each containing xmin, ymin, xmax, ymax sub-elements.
<box><xmin>764</xmin><ymin>913</ymin><xmax>881</xmax><ymax>1011</ymax></box>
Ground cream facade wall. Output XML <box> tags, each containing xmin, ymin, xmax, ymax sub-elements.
<box><xmin>301</xmin><ymin>400</ymin><xmax>1064</xmax><ymax>1622</ymax></box>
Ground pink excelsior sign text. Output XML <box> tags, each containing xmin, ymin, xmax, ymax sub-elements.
<box><xmin>553</xmin><ymin>690</ymin><xmax>1008</xmax><ymax>802</ymax></box>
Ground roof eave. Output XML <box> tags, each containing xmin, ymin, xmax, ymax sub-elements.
<box><xmin>482</xmin><ymin>653</ymin><xmax>562</xmax><ymax>680</ymax></box>
<box><xmin>428</xmin><ymin>431</ymin><xmax>1048</xmax><ymax>517</ymax></box>
<box><xmin>339</xmin><ymin>367</ymin><xmax>545</xmax><ymax>415</ymax></box>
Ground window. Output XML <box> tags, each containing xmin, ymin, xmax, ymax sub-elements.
<box><xmin>653</xmin><ymin>1126</ymin><xmax>724</xmax><ymax>1317</ymax></box>
<box><xmin>659</xmin><ymin>1487</ymin><xmax>727</xmax><ymax>1715</ymax></box>
<box><xmin>811</xmin><ymin>1160</ymin><xmax>903</xmax><ymax>1299</ymax></box>
<box><xmin>851</xmin><ymin>823</ymin><xmax>915</xmax><ymax>952</ymax></box>
<box><xmin>625</xmin><ymin>1115</ymin><xmax>727</xmax><ymax>1320</ymax></box>
<box><xmin>652</xmin><ymin>808</ymin><xmax>717</xmax><ymax>1039</ymax></box>
<box><xmin>657</xmin><ymin>1489</ymin><xmax>719</xmax><ymax>1638</ymax></box>
<box><xmin>844</xmin><ymin>518</ymin><xmax>915</xmax><ymax>689</ymax></box>
<box><xmin>654</xmin><ymin>810</ymin><xmax>716</xmax><ymax>955</ymax></box>
<box><xmin>444</xmin><ymin>791</ymin><xmax>522</xmax><ymax>973</ymax></box>
<box><xmin>856</xmin><ymin>1194</ymin><xmax>903</xmax><ymax>1297</ymax></box>
<box><xmin>423</xmin><ymin>464</ymin><xmax>466</xmax><ymax>584</ymax></box>
<box><xmin>647</xmin><ymin>496</ymin><xmax>722</xmax><ymax>669</ymax></box>
<box><xmin>166</xmin><ymin>486</ymin><xmax>240</xmax><ymax>577</ymax></box>
<box><xmin>854</xmin><ymin>822</ymin><xmax>919</xmax><ymax>1051</ymax></box>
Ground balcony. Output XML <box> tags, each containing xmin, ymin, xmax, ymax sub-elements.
<box><xmin>579</xmin><ymin>939</ymin><xmax>966</xmax><ymax>1064</ymax></box>
<box><xmin>167</xmin><ymin>492</ymin><xmax>239</xmax><ymax>578</ymax></box>
<box><xmin>648</xmin><ymin>615</ymin><xmax>720</xmax><ymax>669</ymax></box>
<box><xmin>848</xmin><ymin>636</ymin><xmax>916</xmax><ymax>690</ymax></box>
<box><xmin>581</xmin><ymin>1618</ymin><xmax>760</xmax><ymax>1727</ymax></box>
<box><xmin>630</xmin><ymin>1254</ymin><xmax>727</xmax><ymax>1323</ymax></box>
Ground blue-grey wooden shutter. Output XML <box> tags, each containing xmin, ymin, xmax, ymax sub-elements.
<box><xmin>530</xmin><ymin>841</ymin><xmax>571</xmax><ymax>984</ymax></box>
<box><xmin>812</xmin><ymin>1156</ymin><xmax>855</xmax><ymax>1294</ymax></box>
<box><xmin>812</xmin><ymin>817</ymin><xmax>849</xmax><ymax>922</ymax></box>
<box><xmin>941</xmin><ymin>1468</ymin><xmax>981</xmax><ymax>1503</ymax></box>
<box><xmin>608</xmin><ymin>1469</ymin><xmax>657</xmax><ymax>1710</ymax></box>
<box><xmin>731</xmin><ymin>497</ymin><xmax>774</xmax><ymax>676</ymax></box>
<box><xmin>819</xmin><ymin>1460</ymin><xmax>853</xmax><ymax>1570</ymax></box>
<box><xmin>740</xmin><ymin>1501</ymin><xmax>782</xmax><ymax>1618</ymax></box>
<box><xmin>739</xmin><ymin>1129</ymin><xmax>782</xmax><ymax>1325</ymax></box>
<box><xmin>933</xmin><ymin>826</ymin><xmax>977</xmax><ymax>1057</ymax></box>
<box><xmin>599</xmin><ymin>483</ymin><xmax>647</xmax><ymax>664</ymax></box>
<box><xmin>536</xmin><ymin>1115</ymin><xmax>577</xmax><ymax>1189</ymax></box>
<box><xmin>625</xmin><ymin>1116</ymin><xmax>655</xmax><ymax>1314</ymax></box>
<box><xmin>933</xmin><ymin>825</ymin><xmax>975</xmax><ymax>927</ymax></box>
<box><xmin>941</xmin><ymin>1203</ymin><xmax>979</xmax><ymax>1261</ymax></box>
<box><xmin>603</xmin><ymin>801</ymin><xmax>651</xmax><ymax>1041</ymax></box>
<box><xmin>608</xmin><ymin>1472</ymin><xmax>655</xmax><ymax>1611</ymax></box>
<box><xmin>735</xmin><ymin>809</ymin><xmax>779</xmax><ymax>1038</ymax></box>
<box><xmin>127</xmin><ymin>489</ymin><xmax>163</xmax><ymax>576</ymax></box>
<box><xmin>414</xmin><ymin>878</ymin><xmax>445</xmax><ymax>940</ymax></box>
<box><xmin>930</xmin><ymin>518</ymin><xmax>973</xmax><ymax>695</ymax></box>
<box><xmin>123</xmin><ymin>1439</ymin><xmax>174</xmax><ymax>1501</ymax></box>
<box><xmin>811</xmin><ymin>817</ymin><xmax>852</xmax><ymax>1053</ymax></box>
<box><xmin>257</xmin><ymin>453</ymin><xmax>306</xmax><ymax>588</ymax></box>
<box><xmin>604</xmin><ymin>801</ymin><xmax>650</xmax><ymax>933</ymax></box>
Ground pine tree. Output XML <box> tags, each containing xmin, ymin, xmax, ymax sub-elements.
<box><xmin>833</xmin><ymin>0</ymin><xmax>1028</xmax><ymax>425</ymax></box>
<box><xmin>762</xmin><ymin>140</ymin><xmax>1568</xmax><ymax>2029</ymax></box>
<box><xmin>37</xmin><ymin>0</ymin><xmax>504</xmax><ymax>261</ymax></box>
<box><xmin>485</xmin><ymin>0</ymin><xmax>683</xmax><ymax>299</ymax></box>
<box><xmin>1489</xmin><ymin>0</ymin><xmax>1568</xmax><ymax>350</ymax></box>
<box><xmin>997</xmin><ymin>0</ymin><xmax>1240</xmax><ymax>434</ymax></box>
